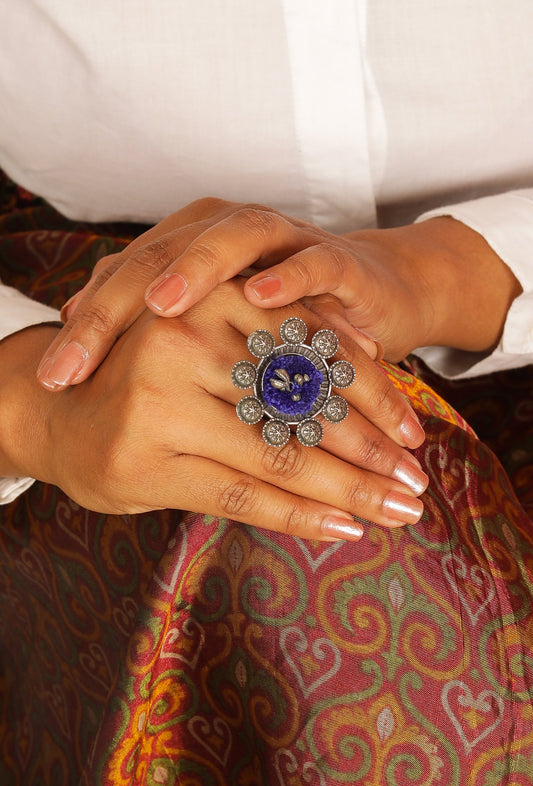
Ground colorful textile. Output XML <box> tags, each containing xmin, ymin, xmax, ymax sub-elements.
<box><xmin>1</xmin><ymin>172</ymin><xmax>533</xmax><ymax>785</ymax></box>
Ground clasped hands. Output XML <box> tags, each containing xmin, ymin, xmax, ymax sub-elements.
<box><xmin>31</xmin><ymin>198</ymin><xmax>441</xmax><ymax>540</ymax></box>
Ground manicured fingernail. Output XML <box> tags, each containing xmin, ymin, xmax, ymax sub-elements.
<box><xmin>393</xmin><ymin>456</ymin><xmax>428</xmax><ymax>495</ymax></box>
<box><xmin>248</xmin><ymin>274</ymin><xmax>282</xmax><ymax>301</ymax></box>
<box><xmin>37</xmin><ymin>341</ymin><xmax>88</xmax><ymax>390</ymax></box>
<box><xmin>321</xmin><ymin>514</ymin><xmax>364</xmax><ymax>541</ymax></box>
<box><xmin>145</xmin><ymin>273</ymin><xmax>188</xmax><ymax>313</ymax></box>
<box><xmin>399</xmin><ymin>413</ymin><xmax>425</xmax><ymax>448</ymax></box>
<box><xmin>383</xmin><ymin>492</ymin><xmax>423</xmax><ymax>525</ymax></box>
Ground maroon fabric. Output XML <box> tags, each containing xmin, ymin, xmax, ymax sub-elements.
<box><xmin>1</xmin><ymin>172</ymin><xmax>533</xmax><ymax>785</ymax></box>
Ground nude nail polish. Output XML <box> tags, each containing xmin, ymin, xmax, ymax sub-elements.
<box><xmin>383</xmin><ymin>492</ymin><xmax>424</xmax><ymax>525</ymax></box>
<box><xmin>322</xmin><ymin>514</ymin><xmax>364</xmax><ymax>541</ymax></box>
<box><xmin>145</xmin><ymin>273</ymin><xmax>188</xmax><ymax>313</ymax></box>
<box><xmin>393</xmin><ymin>456</ymin><xmax>428</xmax><ymax>495</ymax></box>
<box><xmin>399</xmin><ymin>413</ymin><xmax>425</xmax><ymax>448</ymax></box>
<box><xmin>37</xmin><ymin>341</ymin><xmax>88</xmax><ymax>390</ymax></box>
<box><xmin>248</xmin><ymin>274</ymin><xmax>282</xmax><ymax>301</ymax></box>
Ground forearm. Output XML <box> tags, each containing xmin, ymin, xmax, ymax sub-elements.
<box><xmin>0</xmin><ymin>325</ymin><xmax>60</xmax><ymax>479</ymax></box>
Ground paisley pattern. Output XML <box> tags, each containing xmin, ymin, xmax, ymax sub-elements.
<box><xmin>1</xmin><ymin>172</ymin><xmax>533</xmax><ymax>785</ymax></box>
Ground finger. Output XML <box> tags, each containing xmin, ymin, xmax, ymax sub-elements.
<box><xmin>144</xmin><ymin>207</ymin><xmax>312</xmax><ymax>317</ymax></box>
<box><xmin>244</xmin><ymin>242</ymin><xmax>361</xmax><ymax>309</ymax></box>
<box><xmin>154</xmin><ymin>453</ymin><xmax>367</xmax><ymax>542</ymax></box>
<box><xmin>169</xmin><ymin>397</ymin><xmax>425</xmax><ymax>533</ymax></box>
<box><xmin>36</xmin><ymin>225</ymin><xmax>207</xmax><ymax>389</ymax></box>
<box><xmin>60</xmin><ymin>252</ymin><xmax>123</xmax><ymax>322</ymax></box>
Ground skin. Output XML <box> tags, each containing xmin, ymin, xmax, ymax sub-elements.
<box><xmin>24</xmin><ymin>197</ymin><xmax>521</xmax><ymax>538</ymax></box>
<box><xmin>0</xmin><ymin>280</ymin><xmax>427</xmax><ymax>540</ymax></box>
<box><xmin>43</xmin><ymin>198</ymin><xmax>521</xmax><ymax>386</ymax></box>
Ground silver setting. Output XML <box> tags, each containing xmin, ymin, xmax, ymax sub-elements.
<box><xmin>247</xmin><ymin>330</ymin><xmax>275</xmax><ymax>358</ymax></box>
<box><xmin>262</xmin><ymin>420</ymin><xmax>291</xmax><ymax>447</ymax></box>
<box><xmin>296</xmin><ymin>420</ymin><xmax>323</xmax><ymax>447</ymax></box>
<box><xmin>232</xmin><ymin>360</ymin><xmax>257</xmax><ymax>389</ymax></box>
<box><xmin>236</xmin><ymin>396</ymin><xmax>264</xmax><ymax>425</ymax></box>
<box><xmin>329</xmin><ymin>360</ymin><xmax>356</xmax><ymax>389</ymax></box>
<box><xmin>279</xmin><ymin>317</ymin><xmax>307</xmax><ymax>345</ymax></box>
<box><xmin>233</xmin><ymin>320</ymin><xmax>355</xmax><ymax>447</ymax></box>
<box><xmin>322</xmin><ymin>396</ymin><xmax>349</xmax><ymax>423</ymax></box>
<box><xmin>311</xmin><ymin>329</ymin><xmax>339</xmax><ymax>358</ymax></box>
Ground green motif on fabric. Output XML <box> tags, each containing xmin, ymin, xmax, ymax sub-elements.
<box><xmin>333</xmin><ymin>565</ymin><xmax>455</xmax><ymax>680</ymax></box>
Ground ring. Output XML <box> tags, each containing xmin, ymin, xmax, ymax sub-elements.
<box><xmin>232</xmin><ymin>317</ymin><xmax>356</xmax><ymax>447</ymax></box>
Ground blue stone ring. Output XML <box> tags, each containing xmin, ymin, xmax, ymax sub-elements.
<box><xmin>232</xmin><ymin>317</ymin><xmax>356</xmax><ymax>447</ymax></box>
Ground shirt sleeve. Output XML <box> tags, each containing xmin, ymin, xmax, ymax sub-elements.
<box><xmin>412</xmin><ymin>189</ymin><xmax>533</xmax><ymax>379</ymax></box>
<box><xmin>0</xmin><ymin>282</ymin><xmax>60</xmax><ymax>504</ymax></box>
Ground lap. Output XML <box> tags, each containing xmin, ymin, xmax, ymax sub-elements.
<box><xmin>1</xmin><ymin>172</ymin><xmax>533</xmax><ymax>784</ymax></box>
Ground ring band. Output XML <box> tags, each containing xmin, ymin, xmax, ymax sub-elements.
<box><xmin>232</xmin><ymin>317</ymin><xmax>356</xmax><ymax>447</ymax></box>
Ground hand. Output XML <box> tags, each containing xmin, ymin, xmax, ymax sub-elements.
<box><xmin>36</xmin><ymin>198</ymin><xmax>386</xmax><ymax>390</ymax></box>
<box><xmin>2</xmin><ymin>281</ymin><xmax>427</xmax><ymax>541</ymax></box>
<box><xmin>37</xmin><ymin>198</ymin><xmax>521</xmax><ymax>391</ymax></box>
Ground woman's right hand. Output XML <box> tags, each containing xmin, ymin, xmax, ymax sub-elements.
<box><xmin>2</xmin><ymin>280</ymin><xmax>427</xmax><ymax>541</ymax></box>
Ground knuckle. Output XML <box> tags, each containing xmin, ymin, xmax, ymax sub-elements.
<box><xmin>75</xmin><ymin>301</ymin><xmax>121</xmax><ymax>339</ymax></box>
<box><xmin>343</xmin><ymin>476</ymin><xmax>373</xmax><ymax>513</ymax></box>
<box><xmin>192</xmin><ymin>196</ymin><xmax>226</xmax><ymax>212</ymax></box>
<box><xmin>281</xmin><ymin>504</ymin><xmax>307</xmax><ymax>537</ymax></box>
<box><xmin>356</xmin><ymin>434</ymin><xmax>388</xmax><ymax>470</ymax></box>
<box><xmin>318</xmin><ymin>241</ymin><xmax>349</xmax><ymax>278</ymax></box>
<box><xmin>218</xmin><ymin>477</ymin><xmax>257</xmax><ymax>518</ymax></box>
<box><xmin>133</xmin><ymin>238</ymin><xmax>175</xmax><ymax>275</ymax></box>
<box><xmin>291</xmin><ymin>255</ymin><xmax>320</xmax><ymax>292</ymax></box>
<box><xmin>235</xmin><ymin>206</ymin><xmax>279</xmax><ymax>239</ymax></box>
<box><xmin>261</xmin><ymin>441</ymin><xmax>303</xmax><ymax>480</ymax></box>
<box><xmin>365</xmin><ymin>382</ymin><xmax>398</xmax><ymax>421</ymax></box>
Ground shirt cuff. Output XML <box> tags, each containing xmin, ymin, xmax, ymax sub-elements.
<box><xmin>413</xmin><ymin>189</ymin><xmax>533</xmax><ymax>379</ymax></box>
<box><xmin>0</xmin><ymin>284</ymin><xmax>61</xmax><ymax>342</ymax></box>
<box><xmin>0</xmin><ymin>476</ymin><xmax>35</xmax><ymax>504</ymax></box>
<box><xmin>0</xmin><ymin>284</ymin><xmax>60</xmax><ymax>503</ymax></box>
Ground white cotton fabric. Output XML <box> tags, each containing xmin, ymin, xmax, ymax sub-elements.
<box><xmin>0</xmin><ymin>0</ymin><xmax>532</xmax><ymax>500</ymax></box>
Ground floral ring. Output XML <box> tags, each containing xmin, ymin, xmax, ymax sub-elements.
<box><xmin>232</xmin><ymin>317</ymin><xmax>356</xmax><ymax>447</ymax></box>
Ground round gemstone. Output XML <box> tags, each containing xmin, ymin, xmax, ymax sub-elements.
<box><xmin>322</xmin><ymin>396</ymin><xmax>349</xmax><ymax>423</ymax></box>
<box><xmin>329</xmin><ymin>360</ymin><xmax>356</xmax><ymax>389</ymax></box>
<box><xmin>261</xmin><ymin>354</ymin><xmax>324</xmax><ymax>419</ymax></box>
<box><xmin>262</xmin><ymin>420</ymin><xmax>291</xmax><ymax>447</ymax></box>
<box><xmin>311</xmin><ymin>329</ymin><xmax>338</xmax><ymax>358</ymax></box>
<box><xmin>279</xmin><ymin>317</ymin><xmax>307</xmax><ymax>345</ymax></box>
<box><xmin>232</xmin><ymin>360</ymin><xmax>257</xmax><ymax>389</ymax></box>
<box><xmin>296</xmin><ymin>419</ymin><xmax>323</xmax><ymax>447</ymax></box>
<box><xmin>247</xmin><ymin>330</ymin><xmax>275</xmax><ymax>358</ymax></box>
<box><xmin>236</xmin><ymin>396</ymin><xmax>264</xmax><ymax>424</ymax></box>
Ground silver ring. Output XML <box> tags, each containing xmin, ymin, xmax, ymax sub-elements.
<box><xmin>232</xmin><ymin>317</ymin><xmax>356</xmax><ymax>447</ymax></box>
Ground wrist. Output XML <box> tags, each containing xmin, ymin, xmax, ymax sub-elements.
<box><xmin>385</xmin><ymin>217</ymin><xmax>522</xmax><ymax>352</ymax></box>
<box><xmin>345</xmin><ymin>217</ymin><xmax>522</xmax><ymax>355</ymax></box>
<box><xmin>0</xmin><ymin>325</ymin><xmax>61</xmax><ymax>480</ymax></box>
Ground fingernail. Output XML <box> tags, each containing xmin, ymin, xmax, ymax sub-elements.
<box><xmin>37</xmin><ymin>341</ymin><xmax>88</xmax><ymax>390</ymax></box>
<box><xmin>248</xmin><ymin>274</ymin><xmax>282</xmax><ymax>301</ymax></box>
<box><xmin>383</xmin><ymin>492</ymin><xmax>423</xmax><ymax>525</ymax></box>
<box><xmin>145</xmin><ymin>273</ymin><xmax>187</xmax><ymax>313</ymax></box>
<box><xmin>321</xmin><ymin>514</ymin><xmax>364</xmax><ymax>541</ymax></box>
<box><xmin>399</xmin><ymin>413</ymin><xmax>425</xmax><ymax>448</ymax></box>
<box><xmin>393</xmin><ymin>456</ymin><xmax>428</xmax><ymax>495</ymax></box>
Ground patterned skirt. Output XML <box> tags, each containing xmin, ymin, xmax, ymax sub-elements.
<box><xmin>1</xmin><ymin>172</ymin><xmax>533</xmax><ymax>786</ymax></box>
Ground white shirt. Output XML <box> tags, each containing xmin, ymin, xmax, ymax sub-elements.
<box><xmin>1</xmin><ymin>0</ymin><xmax>533</xmax><ymax>501</ymax></box>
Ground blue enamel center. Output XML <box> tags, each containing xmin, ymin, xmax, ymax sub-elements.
<box><xmin>262</xmin><ymin>354</ymin><xmax>324</xmax><ymax>416</ymax></box>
